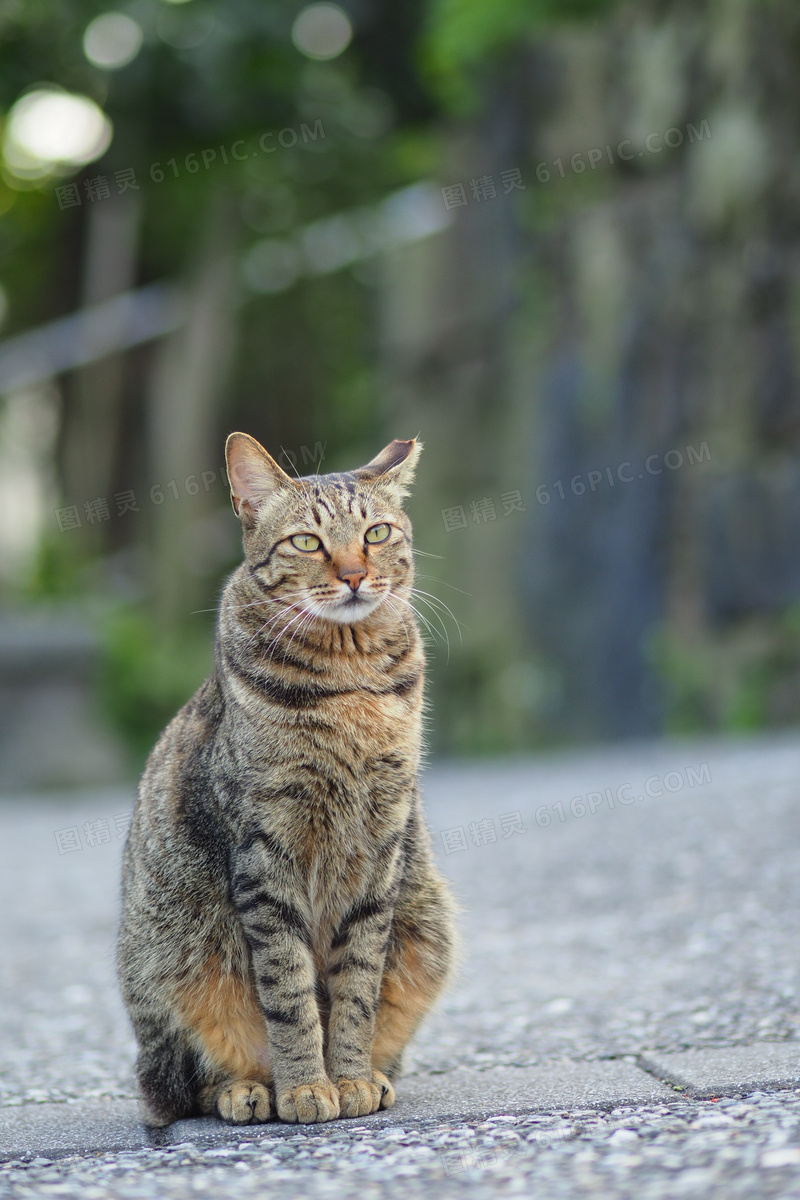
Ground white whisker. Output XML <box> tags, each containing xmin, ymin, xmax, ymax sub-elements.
<box><xmin>382</xmin><ymin>593</ymin><xmax>412</xmax><ymax>653</ymax></box>
<box><xmin>407</xmin><ymin>592</ymin><xmax>452</xmax><ymax>650</ymax></box>
<box><xmin>409</xmin><ymin>587</ymin><xmax>466</xmax><ymax>642</ymax></box>
<box><xmin>391</xmin><ymin>593</ymin><xmax>447</xmax><ymax>660</ymax></box>
<box><xmin>262</xmin><ymin>603</ymin><xmax>316</xmax><ymax>665</ymax></box>
<box><xmin>415</xmin><ymin>574</ymin><xmax>472</xmax><ymax>596</ymax></box>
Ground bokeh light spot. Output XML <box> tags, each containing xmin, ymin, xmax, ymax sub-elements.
<box><xmin>3</xmin><ymin>89</ymin><xmax>112</xmax><ymax>180</ymax></box>
<box><xmin>157</xmin><ymin>7</ymin><xmax>215</xmax><ymax>49</ymax></box>
<box><xmin>242</xmin><ymin>239</ymin><xmax>302</xmax><ymax>295</ymax></box>
<box><xmin>83</xmin><ymin>13</ymin><xmax>143</xmax><ymax>70</ymax></box>
<box><xmin>291</xmin><ymin>4</ymin><xmax>352</xmax><ymax>61</ymax></box>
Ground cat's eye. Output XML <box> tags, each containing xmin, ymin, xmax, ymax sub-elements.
<box><xmin>365</xmin><ymin>523</ymin><xmax>391</xmax><ymax>545</ymax></box>
<box><xmin>290</xmin><ymin>534</ymin><xmax>321</xmax><ymax>552</ymax></box>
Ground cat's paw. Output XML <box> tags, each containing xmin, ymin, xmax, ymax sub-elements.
<box><xmin>337</xmin><ymin>1070</ymin><xmax>395</xmax><ymax>1118</ymax></box>
<box><xmin>277</xmin><ymin>1081</ymin><xmax>340</xmax><ymax>1124</ymax></box>
<box><xmin>215</xmin><ymin>1080</ymin><xmax>274</xmax><ymax>1124</ymax></box>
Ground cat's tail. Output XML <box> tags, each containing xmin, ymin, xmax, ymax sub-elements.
<box><xmin>135</xmin><ymin>1026</ymin><xmax>206</xmax><ymax>1127</ymax></box>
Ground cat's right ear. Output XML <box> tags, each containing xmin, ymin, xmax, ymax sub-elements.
<box><xmin>225</xmin><ymin>433</ymin><xmax>296</xmax><ymax>526</ymax></box>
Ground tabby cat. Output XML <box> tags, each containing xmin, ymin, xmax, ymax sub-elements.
<box><xmin>118</xmin><ymin>432</ymin><xmax>457</xmax><ymax>1126</ymax></box>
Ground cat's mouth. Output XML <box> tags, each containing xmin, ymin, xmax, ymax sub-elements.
<box><xmin>313</xmin><ymin>589</ymin><xmax>384</xmax><ymax>624</ymax></box>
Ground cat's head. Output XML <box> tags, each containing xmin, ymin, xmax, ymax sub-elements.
<box><xmin>225</xmin><ymin>432</ymin><xmax>420</xmax><ymax>624</ymax></box>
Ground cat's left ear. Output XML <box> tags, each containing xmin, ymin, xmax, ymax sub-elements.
<box><xmin>225</xmin><ymin>432</ymin><xmax>296</xmax><ymax>526</ymax></box>
<box><xmin>353</xmin><ymin>438</ymin><xmax>422</xmax><ymax>504</ymax></box>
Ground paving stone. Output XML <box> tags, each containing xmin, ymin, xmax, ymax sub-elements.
<box><xmin>0</xmin><ymin>1100</ymin><xmax>145</xmax><ymax>1162</ymax></box>
<box><xmin>394</xmin><ymin>1060</ymin><xmax>676</xmax><ymax>1119</ymax></box>
<box><xmin>0</xmin><ymin>1061</ymin><xmax>674</xmax><ymax>1162</ymax></box>
<box><xmin>639</xmin><ymin>1043</ymin><xmax>800</xmax><ymax>1099</ymax></box>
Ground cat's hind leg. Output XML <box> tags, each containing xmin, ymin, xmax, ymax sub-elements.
<box><xmin>173</xmin><ymin>954</ymin><xmax>275</xmax><ymax>1124</ymax></box>
<box><xmin>133</xmin><ymin>969</ymin><xmax>274</xmax><ymax>1125</ymax></box>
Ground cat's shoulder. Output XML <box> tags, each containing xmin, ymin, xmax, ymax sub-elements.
<box><xmin>141</xmin><ymin>672</ymin><xmax>225</xmax><ymax>783</ymax></box>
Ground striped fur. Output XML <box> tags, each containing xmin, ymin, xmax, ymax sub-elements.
<box><xmin>118</xmin><ymin>434</ymin><xmax>457</xmax><ymax>1126</ymax></box>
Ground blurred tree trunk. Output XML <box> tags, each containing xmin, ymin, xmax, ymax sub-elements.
<box><xmin>62</xmin><ymin>190</ymin><xmax>142</xmax><ymax>544</ymax></box>
<box><xmin>377</xmin><ymin>81</ymin><xmax>537</xmax><ymax>754</ymax></box>
<box><xmin>146</xmin><ymin>192</ymin><xmax>239</xmax><ymax>633</ymax></box>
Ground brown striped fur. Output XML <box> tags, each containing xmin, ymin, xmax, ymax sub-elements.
<box><xmin>117</xmin><ymin>434</ymin><xmax>457</xmax><ymax>1126</ymax></box>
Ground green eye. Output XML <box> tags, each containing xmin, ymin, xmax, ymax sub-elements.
<box><xmin>290</xmin><ymin>534</ymin><xmax>321</xmax><ymax>552</ymax></box>
<box><xmin>365</xmin><ymin>523</ymin><xmax>391</xmax><ymax>545</ymax></box>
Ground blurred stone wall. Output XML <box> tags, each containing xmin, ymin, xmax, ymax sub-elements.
<box><xmin>0</xmin><ymin>612</ymin><xmax>126</xmax><ymax>792</ymax></box>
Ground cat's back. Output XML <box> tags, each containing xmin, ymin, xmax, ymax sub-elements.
<box><xmin>122</xmin><ymin>672</ymin><xmax>228</xmax><ymax>889</ymax></box>
<box><xmin>137</xmin><ymin>672</ymin><xmax>225</xmax><ymax>801</ymax></box>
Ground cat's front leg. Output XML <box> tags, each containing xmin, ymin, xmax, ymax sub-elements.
<box><xmin>232</xmin><ymin>847</ymin><xmax>339</xmax><ymax>1124</ymax></box>
<box><xmin>325</xmin><ymin>890</ymin><xmax>397</xmax><ymax>1117</ymax></box>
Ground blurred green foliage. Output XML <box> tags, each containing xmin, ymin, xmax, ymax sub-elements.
<box><xmin>648</xmin><ymin>608</ymin><xmax>800</xmax><ymax>736</ymax></box>
<box><xmin>422</xmin><ymin>0</ymin><xmax>619</xmax><ymax>111</ymax></box>
<box><xmin>99</xmin><ymin>607</ymin><xmax>215</xmax><ymax>768</ymax></box>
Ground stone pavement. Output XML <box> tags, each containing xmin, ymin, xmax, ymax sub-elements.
<box><xmin>2</xmin><ymin>734</ymin><xmax>800</xmax><ymax>1197</ymax></box>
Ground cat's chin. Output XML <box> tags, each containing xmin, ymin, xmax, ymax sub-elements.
<box><xmin>312</xmin><ymin>594</ymin><xmax>385</xmax><ymax>625</ymax></box>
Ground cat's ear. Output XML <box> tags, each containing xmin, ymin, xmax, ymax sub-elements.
<box><xmin>225</xmin><ymin>432</ymin><xmax>296</xmax><ymax>525</ymax></box>
<box><xmin>353</xmin><ymin>438</ymin><xmax>422</xmax><ymax>503</ymax></box>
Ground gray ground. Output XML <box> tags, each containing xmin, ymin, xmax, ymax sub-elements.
<box><xmin>2</xmin><ymin>734</ymin><xmax>800</xmax><ymax>1197</ymax></box>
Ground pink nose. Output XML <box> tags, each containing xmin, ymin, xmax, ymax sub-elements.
<box><xmin>338</xmin><ymin>568</ymin><xmax>366</xmax><ymax>591</ymax></box>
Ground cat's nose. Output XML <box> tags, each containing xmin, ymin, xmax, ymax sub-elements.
<box><xmin>338</xmin><ymin>566</ymin><xmax>366</xmax><ymax>591</ymax></box>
